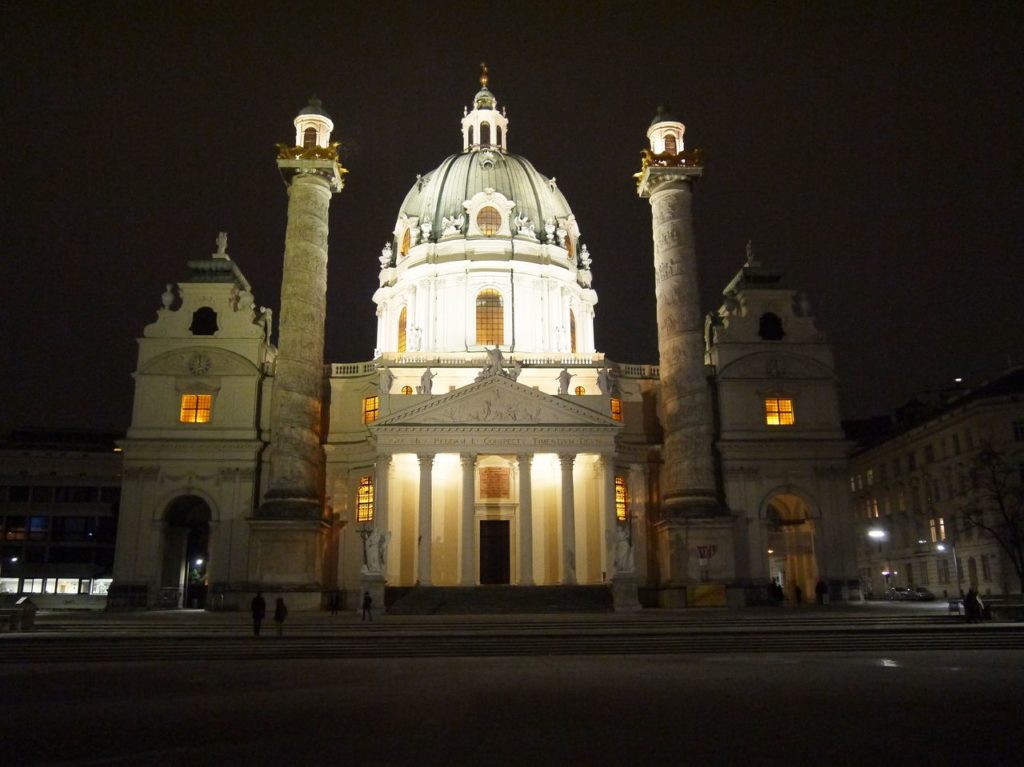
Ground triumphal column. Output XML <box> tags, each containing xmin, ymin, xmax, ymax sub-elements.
<box><xmin>250</xmin><ymin>98</ymin><xmax>346</xmax><ymax>605</ymax></box>
<box><xmin>636</xmin><ymin>108</ymin><xmax>734</xmax><ymax>605</ymax></box>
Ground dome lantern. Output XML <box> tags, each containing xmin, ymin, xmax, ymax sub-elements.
<box><xmin>646</xmin><ymin>104</ymin><xmax>685</xmax><ymax>156</ymax></box>
<box><xmin>461</xmin><ymin>63</ymin><xmax>509</xmax><ymax>153</ymax></box>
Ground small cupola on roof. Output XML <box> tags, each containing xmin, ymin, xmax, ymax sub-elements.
<box><xmin>646</xmin><ymin>105</ymin><xmax>685</xmax><ymax>155</ymax></box>
<box><xmin>461</xmin><ymin>63</ymin><xmax>509</xmax><ymax>153</ymax></box>
<box><xmin>293</xmin><ymin>96</ymin><xmax>334</xmax><ymax>149</ymax></box>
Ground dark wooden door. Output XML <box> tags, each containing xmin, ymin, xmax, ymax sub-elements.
<box><xmin>479</xmin><ymin>520</ymin><xmax>511</xmax><ymax>584</ymax></box>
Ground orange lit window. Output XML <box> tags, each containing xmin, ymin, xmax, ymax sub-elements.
<box><xmin>362</xmin><ymin>396</ymin><xmax>380</xmax><ymax>424</ymax></box>
<box><xmin>400</xmin><ymin>229</ymin><xmax>411</xmax><ymax>258</ymax></box>
<box><xmin>664</xmin><ymin>134</ymin><xmax>677</xmax><ymax>154</ymax></box>
<box><xmin>615</xmin><ymin>476</ymin><xmax>629</xmax><ymax>521</ymax></box>
<box><xmin>397</xmin><ymin>306</ymin><xmax>407</xmax><ymax>353</ymax></box>
<box><xmin>575</xmin><ymin>386</ymin><xmax>586</xmax><ymax>396</ymax></box>
<box><xmin>477</xmin><ymin>206</ymin><xmax>501</xmax><ymax>236</ymax></box>
<box><xmin>765</xmin><ymin>398</ymin><xmax>795</xmax><ymax>426</ymax></box>
<box><xmin>476</xmin><ymin>289</ymin><xmax>504</xmax><ymax>345</ymax></box>
<box><xmin>610</xmin><ymin>397</ymin><xmax>623</xmax><ymax>422</ymax></box>
<box><xmin>180</xmin><ymin>394</ymin><xmax>212</xmax><ymax>423</ymax></box>
<box><xmin>401</xmin><ymin>385</ymin><xmax>413</xmax><ymax>395</ymax></box>
<box><xmin>303</xmin><ymin>127</ymin><xmax>317</xmax><ymax>149</ymax></box>
<box><xmin>569</xmin><ymin>310</ymin><xmax>577</xmax><ymax>353</ymax></box>
<box><xmin>356</xmin><ymin>476</ymin><xmax>374</xmax><ymax>523</ymax></box>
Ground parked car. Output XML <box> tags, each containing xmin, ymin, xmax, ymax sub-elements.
<box><xmin>886</xmin><ymin>586</ymin><xmax>936</xmax><ymax>601</ymax></box>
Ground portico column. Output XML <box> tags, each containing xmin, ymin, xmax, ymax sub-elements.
<box><xmin>375</xmin><ymin>454</ymin><xmax>390</xmax><ymax>534</ymax></box>
<box><xmin>517</xmin><ymin>454</ymin><xmax>534</xmax><ymax>585</ymax></box>
<box><xmin>417</xmin><ymin>454</ymin><xmax>434</xmax><ymax>585</ymax></box>
<box><xmin>600</xmin><ymin>455</ymin><xmax>618</xmax><ymax>578</ymax></box>
<box><xmin>460</xmin><ymin>453</ymin><xmax>476</xmax><ymax>585</ymax></box>
<box><xmin>559</xmin><ymin>453</ymin><xmax>577</xmax><ymax>584</ymax></box>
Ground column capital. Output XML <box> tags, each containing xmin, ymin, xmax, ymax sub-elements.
<box><xmin>460</xmin><ymin>452</ymin><xmax>477</xmax><ymax>467</ymax></box>
<box><xmin>417</xmin><ymin>453</ymin><xmax>435</xmax><ymax>468</ymax></box>
<box><xmin>558</xmin><ymin>453</ymin><xmax>576</xmax><ymax>469</ymax></box>
<box><xmin>516</xmin><ymin>453</ymin><xmax>534</xmax><ymax>467</ymax></box>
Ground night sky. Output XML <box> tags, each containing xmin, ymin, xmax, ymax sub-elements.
<box><xmin>2</xmin><ymin>2</ymin><xmax>1021</xmax><ymax>433</ymax></box>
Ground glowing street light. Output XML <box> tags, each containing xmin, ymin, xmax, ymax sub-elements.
<box><xmin>867</xmin><ymin>528</ymin><xmax>887</xmax><ymax>539</ymax></box>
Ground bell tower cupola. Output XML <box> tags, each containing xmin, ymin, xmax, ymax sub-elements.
<box><xmin>461</xmin><ymin>63</ymin><xmax>509</xmax><ymax>153</ymax></box>
<box><xmin>294</xmin><ymin>96</ymin><xmax>334</xmax><ymax>149</ymax></box>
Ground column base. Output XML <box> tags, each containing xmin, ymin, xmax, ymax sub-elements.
<box><xmin>254</xmin><ymin>497</ymin><xmax>322</xmax><ymax>521</ymax></box>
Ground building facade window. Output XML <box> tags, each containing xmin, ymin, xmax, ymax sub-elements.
<box><xmin>937</xmin><ymin>558</ymin><xmax>951</xmax><ymax>584</ymax></box>
<box><xmin>610</xmin><ymin>397</ymin><xmax>623</xmax><ymax>422</ymax></box>
<box><xmin>929</xmin><ymin>517</ymin><xmax>946</xmax><ymax>543</ymax></box>
<box><xmin>397</xmin><ymin>306</ymin><xmax>407</xmax><ymax>353</ymax></box>
<box><xmin>981</xmin><ymin>554</ymin><xmax>992</xmax><ymax>581</ymax></box>
<box><xmin>475</xmin><ymin>289</ymin><xmax>504</xmax><ymax>345</ymax></box>
<box><xmin>765</xmin><ymin>398</ymin><xmax>795</xmax><ymax>426</ymax></box>
<box><xmin>615</xmin><ymin>476</ymin><xmax>628</xmax><ymax>521</ymax></box>
<box><xmin>664</xmin><ymin>134</ymin><xmax>677</xmax><ymax>154</ymax></box>
<box><xmin>356</xmin><ymin>476</ymin><xmax>374</xmax><ymax>523</ymax></box>
<box><xmin>476</xmin><ymin>206</ymin><xmax>501</xmax><ymax>236</ymax></box>
<box><xmin>303</xmin><ymin>127</ymin><xmax>317</xmax><ymax>148</ymax></box>
<box><xmin>401</xmin><ymin>385</ymin><xmax>413</xmax><ymax>395</ymax></box>
<box><xmin>569</xmin><ymin>310</ymin><xmax>577</xmax><ymax>353</ymax></box>
<box><xmin>400</xmin><ymin>229</ymin><xmax>411</xmax><ymax>258</ymax></box>
<box><xmin>575</xmin><ymin>386</ymin><xmax>586</xmax><ymax>396</ymax></box>
<box><xmin>180</xmin><ymin>394</ymin><xmax>212</xmax><ymax>423</ymax></box>
<box><xmin>362</xmin><ymin>396</ymin><xmax>380</xmax><ymax>424</ymax></box>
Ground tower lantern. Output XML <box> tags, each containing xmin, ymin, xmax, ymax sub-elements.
<box><xmin>646</xmin><ymin>105</ymin><xmax>685</xmax><ymax>156</ymax></box>
<box><xmin>293</xmin><ymin>96</ymin><xmax>334</xmax><ymax>149</ymax></box>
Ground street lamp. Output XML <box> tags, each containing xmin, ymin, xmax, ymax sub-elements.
<box><xmin>936</xmin><ymin>541</ymin><xmax>963</xmax><ymax>597</ymax></box>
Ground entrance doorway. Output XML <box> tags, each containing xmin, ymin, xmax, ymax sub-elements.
<box><xmin>162</xmin><ymin>495</ymin><xmax>211</xmax><ymax>608</ymax></box>
<box><xmin>765</xmin><ymin>493</ymin><xmax>818</xmax><ymax>604</ymax></box>
<box><xmin>479</xmin><ymin>520</ymin><xmax>510</xmax><ymax>584</ymax></box>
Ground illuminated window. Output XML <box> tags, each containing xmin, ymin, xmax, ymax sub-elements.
<box><xmin>569</xmin><ymin>310</ymin><xmax>577</xmax><ymax>353</ymax></box>
<box><xmin>356</xmin><ymin>476</ymin><xmax>374</xmax><ymax>523</ymax></box>
<box><xmin>362</xmin><ymin>396</ymin><xmax>380</xmax><ymax>424</ymax></box>
<box><xmin>566</xmin><ymin>236</ymin><xmax>575</xmax><ymax>261</ymax></box>
<box><xmin>575</xmin><ymin>386</ymin><xmax>586</xmax><ymax>396</ymax></box>
<box><xmin>664</xmin><ymin>134</ymin><xmax>677</xmax><ymax>154</ymax></box>
<box><xmin>476</xmin><ymin>206</ymin><xmax>501</xmax><ymax>236</ymax></box>
<box><xmin>397</xmin><ymin>307</ymin><xmax>407</xmax><ymax>353</ymax></box>
<box><xmin>610</xmin><ymin>397</ymin><xmax>623</xmax><ymax>422</ymax></box>
<box><xmin>480</xmin><ymin>122</ymin><xmax>491</xmax><ymax>146</ymax></box>
<box><xmin>303</xmin><ymin>127</ymin><xmax>317</xmax><ymax>148</ymax></box>
<box><xmin>929</xmin><ymin>517</ymin><xmax>945</xmax><ymax>543</ymax></box>
<box><xmin>180</xmin><ymin>394</ymin><xmax>212</xmax><ymax>423</ymax></box>
<box><xmin>401</xmin><ymin>385</ymin><xmax>413</xmax><ymax>395</ymax></box>
<box><xmin>765</xmin><ymin>398</ymin><xmax>795</xmax><ymax>426</ymax></box>
<box><xmin>400</xmin><ymin>229</ymin><xmax>411</xmax><ymax>258</ymax></box>
<box><xmin>475</xmin><ymin>289</ymin><xmax>504</xmax><ymax>345</ymax></box>
<box><xmin>615</xmin><ymin>476</ymin><xmax>629</xmax><ymax>521</ymax></box>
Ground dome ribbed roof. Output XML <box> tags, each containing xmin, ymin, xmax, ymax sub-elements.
<box><xmin>397</xmin><ymin>150</ymin><xmax>573</xmax><ymax>237</ymax></box>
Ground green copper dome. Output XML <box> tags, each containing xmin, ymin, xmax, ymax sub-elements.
<box><xmin>396</xmin><ymin>149</ymin><xmax>574</xmax><ymax>240</ymax></box>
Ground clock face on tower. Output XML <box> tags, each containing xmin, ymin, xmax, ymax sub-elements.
<box><xmin>188</xmin><ymin>353</ymin><xmax>212</xmax><ymax>376</ymax></box>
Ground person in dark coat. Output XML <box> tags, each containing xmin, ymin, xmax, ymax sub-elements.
<box><xmin>815</xmin><ymin>579</ymin><xmax>828</xmax><ymax>605</ymax></box>
<box><xmin>361</xmin><ymin>591</ymin><xmax>373</xmax><ymax>622</ymax></box>
<box><xmin>329</xmin><ymin>589</ymin><xmax>341</xmax><ymax>616</ymax></box>
<box><xmin>250</xmin><ymin>591</ymin><xmax>266</xmax><ymax>637</ymax></box>
<box><xmin>273</xmin><ymin>597</ymin><xmax>288</xmax><ymax>636</ymax></box>
<box><xmin>964</xmin><ymin>589</ymin><xmax>981</xmax><ymax>623</ymax></box>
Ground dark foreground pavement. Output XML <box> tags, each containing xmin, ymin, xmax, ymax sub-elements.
<box><xmin>2</xmin><ymin>650</ymin><xmax>1022</xmax><ymax>766</ymax></box>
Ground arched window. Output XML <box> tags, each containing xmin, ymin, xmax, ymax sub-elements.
<box><xmin>569</xmin><ymin>309</ymin><xmax>577</xmax><ymax>353</ymax></box>
<box><xmin>303</xmin><ymin>127</ymin><xmax>317</xmax><ymax>149</ymax></box>
<box><xmin>496</xmin><ymin>126</ymin><xmax>503</xmax><ymax>147</ymax></box>
<box><xmin>468</xmin><ymin>125</ymin><xmax>474</xmax><ymax>146</ymax></box>
<box><xmin>664</xmin><ymin>134</ymin><xmax>677</xmax><ymax>154</ymax></box>
<box><xmin>480</xmin><ymin>122</ymin><xmax>491</xmax><ymax>146</ymax></box>
<box><xmin>575</xmin><ymin>386</ymin><xmax>586</xmax><ymax>396</ymax></box>
<box><xmin>476</xmin><ymin>206</ymin><xmax>501</xmax><ymax>236</ymax></box>
<box><xmin>189</xmin><ymin>307</ymin><xmax>218</xmax><ymax>336</ymax></box>
<box><xmin>401</xmin><ymin>385</ymin><xmax>413</xmax><ymax>395</ymax></box>
<box><xmin>476</xmin><ymin>289</ymin><xmax>504</xmax><ymax>345</ymax></box>
<box><xmin>400</xmin><ymin>229</ymin><xmax>411</xmax><ymax>258</ymax></box>
<box><xmin>759</xmin><ymin>312</ymin><xmax>785</xmax><ymax>340</ymax></box>
<box><xmin>397</xmin><ymin>307</ymin><xmax>407</xmax><ymax>353</ymax></box>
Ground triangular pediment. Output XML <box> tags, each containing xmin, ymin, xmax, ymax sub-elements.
<box><xmin>374</xmin><ymin>373</ymin><xmax>620</xmax><ymax>428</ymax></box>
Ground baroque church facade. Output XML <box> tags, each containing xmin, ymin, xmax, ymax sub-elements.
<box><xmin>110</xmin><ymin>75</ymin><xmax>857</xmax><ymax>611</ymax></box>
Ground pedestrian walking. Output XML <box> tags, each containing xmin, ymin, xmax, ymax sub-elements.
<box><xmin>815</xmin><ymin>579</ymin><xmax>828</xmax><ymax>606</ymax></box>
<box><xmin>964</xmin><ymin>589</ymin><xmax>982</xmax><ymax>623</ymax></box>
<box><xmin>273</xmin><ymin>597</ymin><xmax>288</xmax><ymax>636</ymax></box>
<box><xmin>361</xmin><ymin>590</ymin><xmax>373</xmax><ymax>621</ymax></box>
<box><xmin>250</xmin><ymin>591</ymin><xmax>266</xmax><ymax>637</ymax></box>
<box><xmin>329</xmin><ymin>588</ymin><xmax>341</xmax><ymax>616</ymax></box>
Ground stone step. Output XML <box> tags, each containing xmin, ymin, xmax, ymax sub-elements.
<box><xmin>385</xmin><ymin>585</ymin><xmax>614</xmax><ymax>614</ymax></box>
